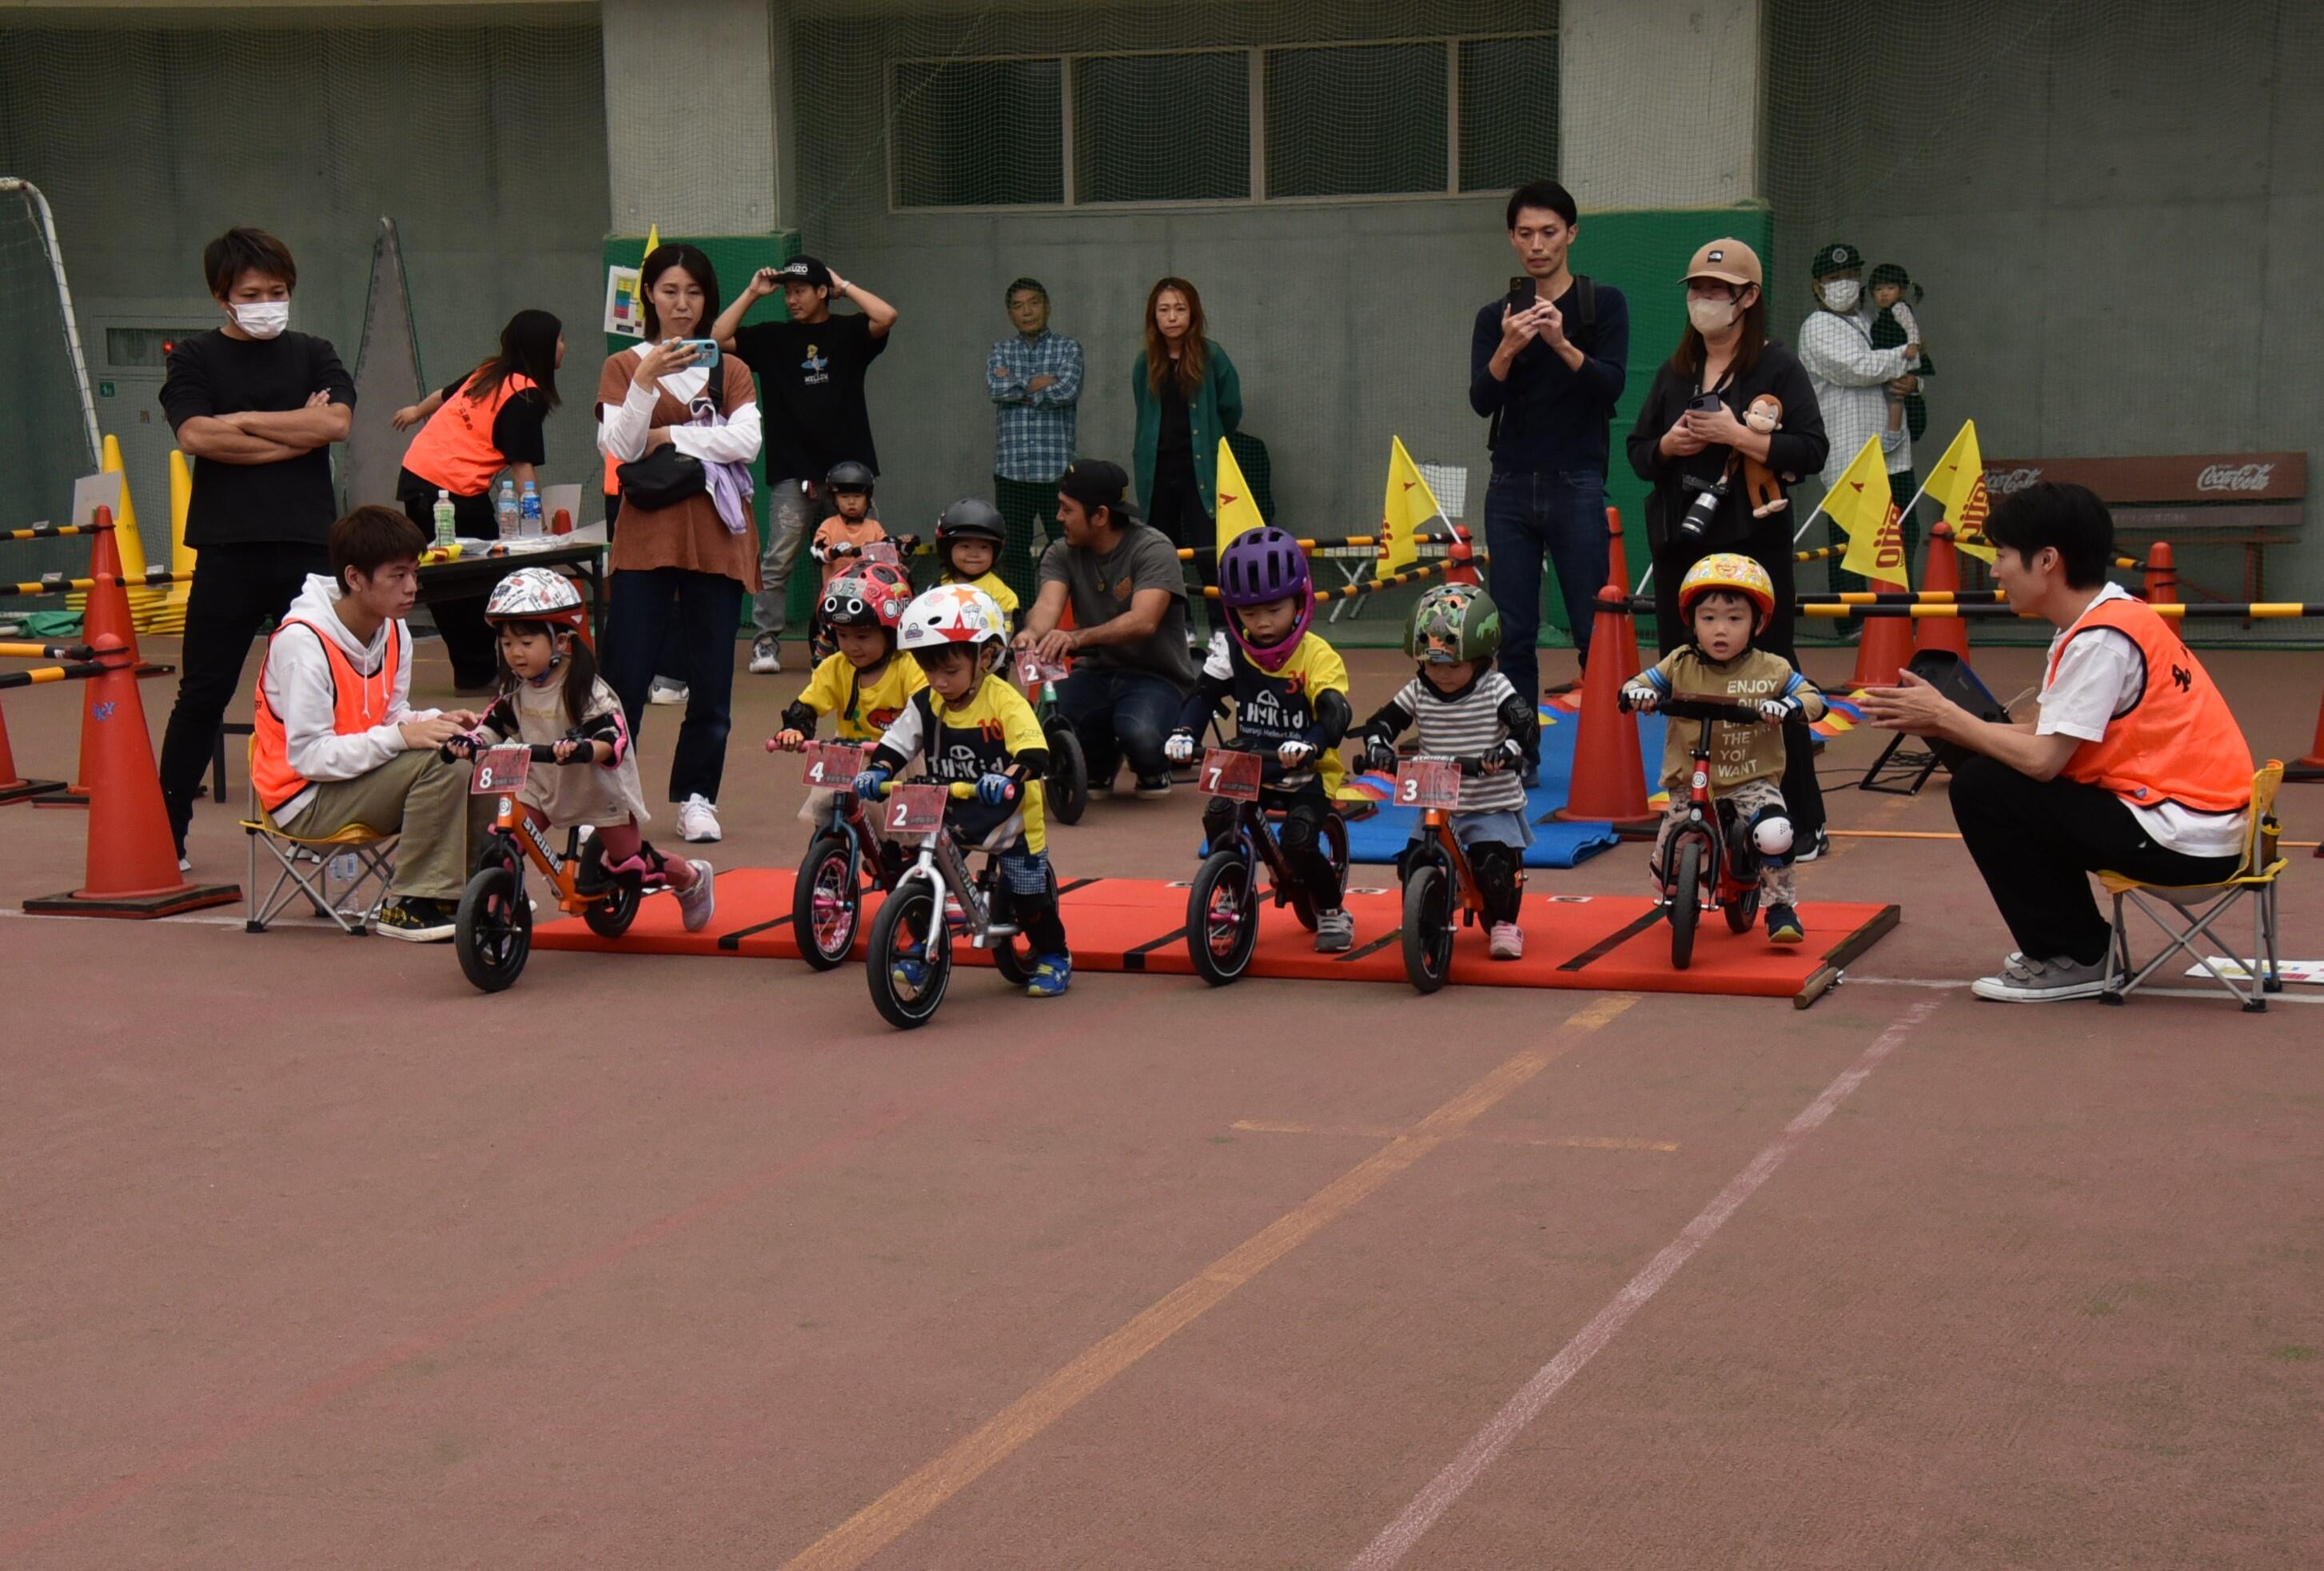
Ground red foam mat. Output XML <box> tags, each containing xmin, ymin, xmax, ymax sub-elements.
<box><xmin>535</xmin><ymin>870</ymin><xmax>1897</xmax><ymax>1005</ymax></box>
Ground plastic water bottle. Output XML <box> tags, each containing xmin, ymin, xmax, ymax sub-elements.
<box><xmin>520</xmin><ymin>480</ymin><xmax>543</xmax><ymax>539</ymax></box>
<box><xmin>432</xmin><ymin>488</ymin><xmax>456</xmax><ymax>549</ymax></box>
<box><xmin>495</xmin><ymin>480</ymin><xmax>520</xmax><ymax>542</ymax></box>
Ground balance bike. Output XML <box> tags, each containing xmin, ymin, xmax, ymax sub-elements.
<box><xmin>1619</xmin><ymin>692</ymin><xmax>1775</xmax><ymax>969</ymax></box>
<box><xmin>1378</xmin><ymin>751</ymin><xmax>1511</xmax><ymax>995</ymax></box>
<box><xmin>863</xmin><ymin>777</ymin><xmax>1047</xmax><ymax>1029</ymax></box>
<box><xmin>1183</xmin><ymin>744</ymin><xmax>1352</xmax><ymax>986</ymax></box>
<box><xmin>1015</xmin><ymin>648</ymin><xmax>1088</xmax><ymax>825</ymax></box>
<box><xmin>767</xmin><ymin>736</ymin><xmax>903</xmax><ymax>970</ymax></box>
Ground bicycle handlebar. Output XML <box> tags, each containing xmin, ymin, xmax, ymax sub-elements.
<box><xmin>440</xmin><ymin>739</ymin><xmax>599</xmax><ymax>764</ymax></box>
<box><xmin>878</xmin><ymin>776</ymin><xmax>1008</xmax><ymax>803</ymax></box>
<box><xmin>1618</xmin><ymin>692</ymin><xmax>1771</xmax><ymax>726</ymax></box>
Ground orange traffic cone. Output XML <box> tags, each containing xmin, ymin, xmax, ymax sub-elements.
<box><xmin>1915</xmin><ymin>520</ymin><xmax>1971</xmax><ymax>660</ymax></box>
<box><xmin>0</xmin><ymin>696</ymin><xmax>65</xmax><ymax>803</ymax></box>
<box><xmin>2298</xmin><ymin>684</ymin><xmax>2323</xmax><ymax>771</ymax></box>
<box><xmin>1600</xmin><ymin>507</ymin><xmax>1641</xmax><ymax>683</ymax></box>
<box><xmin>1553</xmin><ymin>575</ymin><xmax>1656</xmax><ymax>831</ymax></box>
<box><xmin>2143</xmin><ymin>540</ymin><xmax>2178</xmax><ymax>604</ymax></box>
<box><xmin>35</xmin><ymin>509</ymin><xmax>140</xmax><ymax>809</ymax></box>
<box><xmin>23</xmin><ymin>631</ymin><xmax>238</xmax><ymax>917</ymax></box>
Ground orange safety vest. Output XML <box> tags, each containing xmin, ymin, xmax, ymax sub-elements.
<box><xmin>2043</xmin><ymin>593</ymin><xmax>2251</xmax><ymax>814</ymax></box>
<box><xmin>251</xmin><ymin>617</ymin><xmax>406</xmax><ymax>812</ymax></box>
<box><xmin>401</xmin><ymin>371</ymin><xmax>536</xmax><ymax>497</ymax></box>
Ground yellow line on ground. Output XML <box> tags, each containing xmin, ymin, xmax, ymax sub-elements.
<box><xmin>779</xmin><ymin>995</ymin><xmax>1640</xmax><ymax>1571</ymax></box>
<box><xmin>1230</xmin><ymin>1119</ymin><xmax>1676</xmax><ymax>1153</ymax></box>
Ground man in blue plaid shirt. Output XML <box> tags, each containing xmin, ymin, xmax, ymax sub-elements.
<box><xmin>987</xmin><ymin>278</ymin><xmax>1083</xmax><ymax>604</ymax></box>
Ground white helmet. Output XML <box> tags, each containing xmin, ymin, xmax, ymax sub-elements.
<box><xmin>897</xmin><ymin>583</ymin><xmax>1007</xmax><ymax>655</ymax></box>
<box><xmin>484</xmin><ymin>566</ymin><xmax>586</xmax><ymax>631</ymax></box>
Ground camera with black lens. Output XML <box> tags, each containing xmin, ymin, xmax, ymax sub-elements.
<box><xmin>1676</xmin><ymin>471</ymin><xmax>1730</xmax><ymax>542</ymax></box>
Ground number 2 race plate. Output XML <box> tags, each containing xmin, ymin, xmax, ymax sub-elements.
<box><xmin>471</xmin><ymin>745</ymin><xmax>532</xmax><ymax>795</ymax></box>
<box><xmin>1015</xmin><ymin>651</ymin><xmax>1070</xmax><ymax>688</ymax></box>
<box><xmin>1200</xmin><ymin>748</ymin><xmax>1263</xmax><ymax>802</ymax></box>
<box><xmin>884</xmin><ymin>782</ymin><xmax>948</xmax><ymax>833</ymax></box>
<box><xmin>1395</xmin><ymin>757</ymin><xmax>1462</xmax><ymax>811</ymax></box>
<box><xmin>800</xmin><ymin>741</ymin><xmax>869</xmax><ymax>787</ymax></box>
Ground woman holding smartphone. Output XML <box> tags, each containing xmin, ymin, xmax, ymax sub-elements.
<box><xmin>595</xmin><ymin>244</ymin><xmax>762</xmax><ymax>846</ymax></box>
<box><xmin>1625</xmin><ymin>237</ymin><xmax>1832</xmax><ymax>855</ymax></box>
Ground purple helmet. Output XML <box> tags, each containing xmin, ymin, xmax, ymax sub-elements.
<box><xmin>1218</xmin><ymin>526</ymin><xmax>1313</xmax><ymax>672</ymax></box>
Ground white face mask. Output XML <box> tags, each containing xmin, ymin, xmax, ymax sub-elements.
<box><xmin>1687</xmin><ymin>296</ymin><xmax>1739</xmax><ymax>334</ymax></box>
<box><xmin>1819</xmin><ymin>278</ymin><xmax>1860</xmax><ymax>313</ymax></box>
<box><xmin>231</xmin><ymin>300</ymin><xmax>289</xmax><ymax>340</ymax></box>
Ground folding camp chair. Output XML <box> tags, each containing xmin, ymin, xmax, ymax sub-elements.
<box><xmin>2100</xmin><ymin>761</ymin><xmax>2286</xmax><ymax>1011</ymax></box>
<box><xmin>239</xmin><ymin>744</ymin><xmax>398</xmax><ymax>935</ymax></box>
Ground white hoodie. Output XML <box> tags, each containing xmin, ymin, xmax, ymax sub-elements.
<box><xmin>261</xmin><ymin>573</ymin><xmax>436</xmax><ymax>823</ymax></box>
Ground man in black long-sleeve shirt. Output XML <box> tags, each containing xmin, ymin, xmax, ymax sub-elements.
<box><xmin>1469</xmin><ymin>180</ymin><xmax>1630</xmax><ymax>753</ymax></box>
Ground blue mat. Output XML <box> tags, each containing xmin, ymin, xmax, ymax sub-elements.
<box><xmin>1340</xmin><ymin>705</ymin><xmax>1667</xmax><ymax>870</ymax></box>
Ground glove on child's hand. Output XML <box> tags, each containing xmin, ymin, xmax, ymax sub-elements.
<box><xmin>1162</xmin><ymin>730</ymin><xmax>1196</xmax><ymax>764</ymax></box>
<box><xmin>975</xmin><ymin>772</ymin><xmax>1017</xmax><ymax>806</ymax></box>
<box><xmin>1757</xmin><ymin>696</ymin><xmax>1800</xmax><ymax>724</ymax></box>
<box><xmin>1622</xmin><ymin>684</ymin><xmax>1660</xmax><ymax>713</ymax></box>
<box><xmin>1277</xmin><ymin>740</ymin><xmax>1316</xmax><ymax>770</ymax></box>
<box><xmin>1364</xmin><ymin>739</ymin><xmax>1397</xmax><ymax>774</ymax></box>
<box><xmin>851</xmin><ymin>765</ymin><xmax>891</xmax><ymax>799</ymax></box>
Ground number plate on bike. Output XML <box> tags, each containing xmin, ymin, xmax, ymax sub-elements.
<box><xmin>884</xmin><ymin>782</ymin><xmax>947</xmax><ymax>833</ymax></box>
<box><xmin>471</xmin><ymin>745</ymin><xmax>532</xmax><ymax>795</ymax></box>
<box><xmin>858</xmin><ymin>540</ymin><xmax>903</xmax><ymax>567</ymax></box>
<box><xmin>800</xmin><ymin>741</ymin><xmax>869</xmax><ymax>787</ymax></box>
<box><xmin>1395</xmin><ymin>758</ymin><xmax>1461</xmax><ymax>810</ymax></box>
<box><xmin>1200</xmin><ymin>748</ymin><xmax>1262</xmax><ymax>802</ymax></box>
<box><xmin>1015</xmin><ymin>651</ymin><xmax>1070</xmax><ymax>687</ymax></box>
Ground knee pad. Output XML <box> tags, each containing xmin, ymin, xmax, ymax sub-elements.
<box><xmin>1469</xmin><ymin>842</ymin><xmax>1520</xmax><ymax>905</ymax></box>
<box><xmin>1201</xmin><ymin>797</ymin><xmax>1238</xmax><ymax>843</ymax></box>
<box><xmin>1750</xmin><ymin>809</ymin><xmax>1794</xmax><ymax>863</ymax></box>
<box><xmin>1276</xmin><ymin>807</ymin><xmax>1321</xmax><ymax>859</ymax></box>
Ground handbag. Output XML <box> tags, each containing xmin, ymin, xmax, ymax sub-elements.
<box><xmin>614</xmin><ymin>353</ymin><xmax>719</xmax><ymax>509</ymax></box>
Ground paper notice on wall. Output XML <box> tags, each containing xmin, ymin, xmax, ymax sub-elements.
<box><xmin>604</xmin><ymin>265</ymin><xmax>644</xmax><ymax>337</ymax></box>
<box><xmin>71</xmin><ymin>470</ymin><xmax>124</xmax><ymax>530</ymax></box>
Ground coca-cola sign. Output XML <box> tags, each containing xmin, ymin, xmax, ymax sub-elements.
<box><xmin>2196</xmin><ymin>462</ymin><xmax>2274</xmax><ymax>492</ymax></box>
<box><xmin>1987</xmin><ymin>466</ymin><xmax>2043</xmax><ymax>495</ymax></box>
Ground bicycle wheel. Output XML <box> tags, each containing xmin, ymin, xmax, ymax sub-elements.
<box><xmin>1724</xmin><ymin>882</ymin><xmax>1761</xmax><ymax>935</ymax></box>
<box><xmin>582</xmin><ymin>876</ymin><xmax>641</xmax><ymax>939</ymax></box>
<box><xmin>1401</xmin><ymin>864</ymin><xmax>1454</xmax><ymax>994</ymax></box>
<box><xmin>866</xmin><ymin>878</ymin><xmax>951</xmax><ymax>1029</ymax></box>
<box><xmin>1323</xmin><ymin>812</ymin><xmax>1350</xmax><ymax>891</ymax></box>
<box><xmin>1668</xmin><ymin>838</ymin><xmax>1704</xmax><ymax>971</ymax></box>
<box><xmin>455</xmin><ymin>865</ymin><xmax>532</xmax><ymax>993</ymax></box>
<box><xmin>987</xmin><ymin>861</ymin><xmax>1050</xmax><ymax>986</ymax></box>
<box><xmin>1186</xmin><ymin>848</ymin><xmax>1261</xmax><ymax>986</ymax></box>
<box><xmin>793</xmin><ymin>834</ymin><xmax>860</xmax><ymax>971</ymax></box>
<box><xmin>1045</xmin><ymin>720</ymin><xmax>1090</xmax><ymax>826</ymax></box>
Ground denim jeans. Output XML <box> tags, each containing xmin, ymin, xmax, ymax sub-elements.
<box><xmin>604</xmin><ymin>567</ymin><xmax>745</xmax><ymax>803</ymax></box>
<box><xmin>1052</xmin><ymin>664</ymin><xmax>1184</xmax><ymax>785</ymax></box>
<box><xmin>1482</xmin><ymin>469</ymin><xmax>1610</xmax><ymax>704</ymax></box>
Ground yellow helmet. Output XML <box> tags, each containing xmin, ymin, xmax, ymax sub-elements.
<box><xmin>1677</xmin><ymin>552</ymin><xmax>1776</xmax><ymax>625</ymax></box>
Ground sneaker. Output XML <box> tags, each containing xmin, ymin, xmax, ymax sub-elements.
<box><xmin>676</xmin><ymin>860</ymin><xmax>716</xmax><ymax>932</ymax></box>
<box><xmin>1313</xmin><ymin>907</ymin><xmax>1354</xmax><ymax>953</ymax></box>
<box><xmin>1794</xmin><ymin>827</ymin><xmax>1831</xmax><ymax>863</ymax></box>
<box><xmin>1971</xmin><ymin>952</ymin><xmax>2119</xmax><ymax>1003</ymax></box>
<box><xmin>1489</xmin><ymin>921</ymin><xmax>1525</xmax><ymax>959</ymax></box>
<box><xmin>676</xmin><ymin>794</ymin><xmax>723</xmax><ymax>843</ymax></box>
<box><xmin>1134</xmin><ymin>774</ymin><xmax>1172</xmax><ymax>799</ymax></box>
<box><xmin>178</xmin><ymin>854</ymin><xmax>192</xmax><ymax>873</ymax></box>
<box><xmin>374</xmin><ymin>896</ymin><xmax>456</xmax><ymax>943</ymax></box>
<box><xmin>1025</xmin><ymin>952</ymin><xmax>1073</xmax><ymax>998</ymax></box>
<box><xmin>749</xmin><ymin>636</ymin><xmax>782</xmax><ymax>675</ymax></box>
<box><xmin>648</xmin><ymin>677</ymin><xmax>688</xmax><ymax>706</ymax></box>
<box><xmin>1519</xmin><ymin>762</ymin><xmax>1541</xmax><ymax>790</ymax></box>
<box><xmin>1765</xmin><ymin>903</ymin><xmax>1805</xmax><ymax>944</ymax></box>
<box><xmin>891</xmin><ymin>944</ymin><xmax>931</xmax><ymax>992</ymax></box>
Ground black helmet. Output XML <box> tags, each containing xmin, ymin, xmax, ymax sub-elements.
<box><xmin>935</xmin><ymin>498</ymin><xmax>1007</xmax><ymax>545</ymax></box>
<box><xmin>824</xmin><ymin>460</ymin><xmax>876</xmax><ymax>494</ymax></box>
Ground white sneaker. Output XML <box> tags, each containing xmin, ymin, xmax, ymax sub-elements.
<box><xmin>648</xmin><ymin>677</ymin><xmax>688</xmax><ymax>706</ymax></box>
<box><xmin>676</xmin><ymin>859</ymin><xmax>716</xmax><ymax>931</ymax></box>
<box><xmin>1971</xmin><ymin>952</ymin><xmax>2119</xmax><ymax>1003</ymax></box>
<box><xmin>1489</xmin><ymin>921</ymin><xmax>1525</xmax><ymax>959</ymax></box>
<box><xmin>749</xmin><ymin>636</ymin><xmax>782</xmax><ymax>675</ymax></box>
<box><xmin>676</xmin><ymin>794</ymin><xmax>723</xmax><ymax>843</ymax></box>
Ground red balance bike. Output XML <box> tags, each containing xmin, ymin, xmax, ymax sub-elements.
<box><xmin>1617</xmin><ymin>692</ymin><xmax>1779</xmax><ymax>969</ymax></box>
<box><xmin>767</xmin><ymin>737</ymin><xmax>905</xmax><ymax>970</ymax></box>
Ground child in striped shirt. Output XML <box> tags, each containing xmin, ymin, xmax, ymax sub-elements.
<box><xmin>1355</xmin><ymin>583</ymin><xmax>1540</xmax><ymax>959</ymax></box>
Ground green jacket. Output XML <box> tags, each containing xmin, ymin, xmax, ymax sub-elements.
<box><xmin>1130</xmin><ymin>344</ymin><xmax>1242</xmax><ymax>515</ymax></box>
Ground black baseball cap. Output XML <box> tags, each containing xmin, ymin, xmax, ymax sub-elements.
<box><xmin>1810</xmin><ymin>242</ymin><xmax>1862</xmax><ymax>279</ymax></box>
<box><xmin>1058</xmin><ymin>459</ymin><xmax>1131</xmax><ymax>516</ymax></box>
<box><xmin>772</xmin><ymin>255</ymin><xmax>833</xmax><ymax>290</ymax></box>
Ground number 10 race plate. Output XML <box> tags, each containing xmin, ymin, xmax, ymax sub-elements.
<box><xmin>884</xmin><ymin>783</ymin><xmax>948</xmax><ymax>833</ymax></box>
<box><xmin>1199</xmin><ymin>748</ymin><xmax>1263</xmax><ymax>802</ymax></box>
<box><xmin>800</xmin><ymin>741</ymin><xmax>869</xmax><ymax>787</ymax></box>
<box><xmin>1395</xmin><ymin>757</ymin><xmax>1462</xmax><ymax>811</ymax></box>
<box><xmin>471</xmin><ymin>745</ymin><xmax>532</xmax><ymax>795</ymax></box>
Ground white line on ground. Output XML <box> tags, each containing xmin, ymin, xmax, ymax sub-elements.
<box><xmin>1346</xmin><ymin>999</ymin><xmax>1942</xmax><ymax>1570</ymax></box>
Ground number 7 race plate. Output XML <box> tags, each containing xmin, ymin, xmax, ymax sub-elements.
<box><xmin>800</xmin><ymin>741</ymin><xmax>869</xmax><ymax>787</ymax></box>
<box><xmin>884</xmin><ymin>783</ymin><xmax>948</xmax><ymax>833</ymax></box>
<box><xmin>1199</xmin><ymin>748</ymin><xmax>1263</xmax><ymax>802</ymax></box>
<box><xmin>471</xmin><ymin>745</ymin><xmax>532</xmax><ymax>795</ymax></box>
<box><xmin>1394</xmin><ymin>757</ymin><xmax>1462</xmax><ymax>811</ymax></box>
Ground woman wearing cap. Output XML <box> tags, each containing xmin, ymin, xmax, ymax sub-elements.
<box><xmin>1625</xmin><ymin>237</ymin><xmax>1834</xmax><ymax>858</ymax></box>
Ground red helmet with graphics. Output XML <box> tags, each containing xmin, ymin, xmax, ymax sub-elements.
<box><xmin>821</xmin><ymin>561</ymin><xmax>912</xmax><ymax>636</ymax></box>
<box><xmin>483</xmin><ymin>566</ymin><xmax>587</xmax><ymax>633</ymax></box>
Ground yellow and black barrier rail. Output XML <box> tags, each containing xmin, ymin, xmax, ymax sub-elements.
<box><xmin>1798</xmin><ymin>589</ymin><xmax>2011</xmax><ymax>605</ymax></box>
<box><xmin>1796</xmin><ymin>600</ymin><xmax>2318</xmax><ymax>620</ymax></box>
<box><xmin>1174</xmin><ymin>532</ymin><xmax>1465</xmax><ymax>563</ymax></box>
<box><xmin>1202</xmin><ymin>555</ymin><xmax>1483</xmax><ymax>602</ymax></box>
<box><xmin>4</xmin><ymin>567</ymin><xmax>190</xmax><ymax>597</ymax></box>
<box><xmin>2</xmin><ymin>520</ymin><xmax>113</xmax><ymax>542</ymax></box>
<box><xmin>0</xmin><ymin>660</ymin><xmax>102</xmax><ymax>691</ymax></box>
<box><xmin>0</xmin><ymin>640</ymin><xmax>97</xmax><ymax>661</ymax></box>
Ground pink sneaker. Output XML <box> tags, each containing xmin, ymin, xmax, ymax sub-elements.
<box><xmin>1489</xmin><ymin>922</ymin><xmax>1524</xmax><ymax>960</ymax></box>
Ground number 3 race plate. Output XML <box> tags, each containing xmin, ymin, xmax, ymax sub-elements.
<box><xmin>1395</xmin><ymin>757</ymin><xmax>1462</xmax><ymax>811</ymax></box>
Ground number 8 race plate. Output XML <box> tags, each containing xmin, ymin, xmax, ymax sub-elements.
<box><xmin>471</xmin><ymin>745</ymin><xmax>532</xmax><ymax>795</ymax></box>
<box><xmin>884</xmin><ymin>782</ymin><xmax>948</xmax><ymax>833</ymax></box>
<box><xmin>800</xmin><ymin>741</ymin><xmax>869</xmax><ymax>787</ymax></box>
<box><xmin>1395</xmin><ymin>757</ymin><xmax>1462</xmax><ymax>811</ymax></box>
<box><xmin>1199</xmin><ymin>748</ymin><xmax>1263</xmax><ymax>802</ymax></box>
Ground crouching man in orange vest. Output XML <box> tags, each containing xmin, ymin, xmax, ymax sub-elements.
<box><xmin>1860</xmin><ymin>481</ymin><xmax>2253</xmax><ymax>1002</ymax></box>
<box><xmin>252</xmin><ymin>505</ymin><xmax>485</xmax><ymax>940</ymax></box>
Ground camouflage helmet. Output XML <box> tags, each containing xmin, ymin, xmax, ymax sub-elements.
<box><xmin>1404</xmin><ymin>582</ymin><xmax>1502</xmax><ymax>664</ymax></box>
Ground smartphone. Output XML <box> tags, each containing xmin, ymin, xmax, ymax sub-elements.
<box><xmin>677</xmin><ymin>338</ymin><xmax>720</xmax><ymax>368</ymax></box>
<box><xmin>1687</xmin><ymin>391</ymin><xmax>1726</xmax><ymax>414</ymax></box>
<box><xmin>1506</xmin><ymin>276</ymin><xmax>1536</xmax><ymax>315</ymax></box>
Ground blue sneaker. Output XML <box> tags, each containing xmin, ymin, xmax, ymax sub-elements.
<box><xmin>890</xmin><ymin>942</ymin><xmax>931</xmax><ymax>992</ymax></box>
<box><xmin>1025</xmin><ymin>953</ymin><xmax>1072</xmax><ymax>999</ymax></box>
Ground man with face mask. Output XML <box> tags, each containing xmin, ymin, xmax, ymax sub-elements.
<box><xmin>157</xmin><ymin>226</ymin><xmax>357</xmax><ymax>866</ymax></box>
<box><xmin>1798</xmin><ymin>242</ymin><xmax>1922</xmax><ymax>596</ymax></box>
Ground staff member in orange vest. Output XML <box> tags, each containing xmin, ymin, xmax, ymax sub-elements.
<box><xmin>252</xmin><ymin>506</ymin><xmax>485</xmax><ymax>941</ymax></box>
<box><xmin>392</xmin><ymin>309</ymin><xmax>565</xmax><ymax>691</ymax></box>
<box><xmin>1860</xmin><ymin>482</ymin><xmax>2254</xmax><ymax>1002</ymax></box>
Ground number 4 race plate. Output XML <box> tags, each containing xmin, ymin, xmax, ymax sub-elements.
<box><xmin>1199</xmin><ymin>748</ymin><xmax>1263</xmax><ymax>802</ymax></box>
<box><xmin>800</xmin><ymin>741</ymin><xmax>869</xmax><ymax>787</ymax></box>
<box><xmin>471</xmin><ymin>745</ymin><xmax>532</xmax><ymax>795</ymax></box>
<box><xmin>1395</xmin><ymin>757</ymin><xmax>1462</xmax><ymax>811</ymax></box>
<box><xmin>884</xmin><ymin>783</ymin><xmax>948</xmax><ymax>833</ymax></box>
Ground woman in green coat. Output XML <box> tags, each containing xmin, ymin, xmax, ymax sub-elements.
<box><xmin>1130</xmin><ymin>277</ymin><xmax>1242</xmax><ymax>548</ymax></box>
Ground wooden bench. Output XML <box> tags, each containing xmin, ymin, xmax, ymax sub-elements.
<box><xmin>1981</xmin><ymin>453</ymin><xmax>2306</xmax><ymax>606</ymax></box>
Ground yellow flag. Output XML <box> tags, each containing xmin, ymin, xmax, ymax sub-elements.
<box><xmin>643</xmin><ymin>222</ymin><xmax>660</xmax><ymax>256</ymax></box>
<box><xmin>1377</xmin><ymin>435</ymin><xmax>1444</xmax><ymax>574</ymax></box>
<box><xmin>1214</xmin><ymin>437</ymin><xmax>1267</xmax><ymax>559</ymax></box>
<box><xmin>1823</xmin><ymin>436</ymin><xmax>1909</xmax><ymax>587</ymax></box>
<box><xmin>1919</xmin><ymin>421</ymin><xmax>1995</xmax><ymax>562</ymax></box>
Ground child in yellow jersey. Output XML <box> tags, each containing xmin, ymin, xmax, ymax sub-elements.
<box><xmin>856</xmin><ymin>583</ymin><xmax>1070</xmax><ymax>997</ymax></box>
<box><xmin>933</xmin><ymin>497</ymin><xmax>1021</xmax><ymax>624</ymax></box>
<box><xmin>769</xmin><ymin>563</ymin><xmax>925</xmax><ymax>838</ymax></box>
<box><xmin>1163</xmin><ymin>527</ymin><xmax>1354</xmax><ymax>951</ymax></box>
